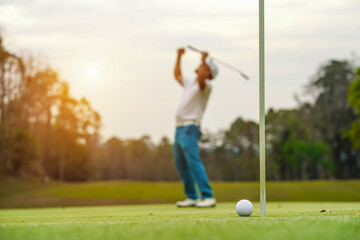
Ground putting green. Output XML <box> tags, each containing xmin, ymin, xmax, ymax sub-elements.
<box><xmin>1</xmin><ymin>202</ymin><xmax>359</xmax><ymax>240</ymax></box>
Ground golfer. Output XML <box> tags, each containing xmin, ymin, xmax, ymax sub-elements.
<box><xmin>173</xmin><ymin>47</ymin><xmax>218</xmax><ymax>207</ymax></box>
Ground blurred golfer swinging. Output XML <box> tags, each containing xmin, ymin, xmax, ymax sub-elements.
<box><xmin>173</xmin><ymin>47</ymin><xmax>218</xmax><ymax>208</ymax></box>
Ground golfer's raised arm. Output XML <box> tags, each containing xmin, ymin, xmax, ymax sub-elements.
<box><xmin>174</xmin><ymin>48</ymin><xmax>185</xmax><ymax>85</ymax></box>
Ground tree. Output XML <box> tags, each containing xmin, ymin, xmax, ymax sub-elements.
<box><xmin>0</xmin><ymin>37</ymin><xmax>26</xmax><ymax>175</ymax></box>
<box><xmin>346</xmin><ymin>67</ymin><xmax>360</xmax><ymax>149</ymax></box>
<box><xmin>0</xmin><ymin>34</ymin><xmax>102</xmax><ymax>181</ymax></box>
<box><xmin>0</xmin><ymin>37</ymin><xmax>24</xmax><ymax>125</ymax></box>
<box><xmin>282</xmin><ymin>140</ymin><xmax>333</xmax><ymax>180</ymax></box>
<box><xmin>201</xmin><ymin>117</ymin><xmax>259</xmax><ymax>181</ymax></box>
<box><xmin>50</xmin><ymin>82</ymin><xmax>100</xmax><ymax>181</ymax></box>
<box><xmin>266</xmin><ymin>109</ymin><xmax>307</xmax><ymax>180</ymax></box>
<box><xmin>0</xmin><ymin>127</ymin><xmax>40</xmax><ymax>177</ymax></box>
<box><xmin>152</xmin><ymin>136</ymin><xmax>179</xmax><ymax>181</ymax></box>
<box><xmin>305</xmin><ymin>60</ymin><xmax>359</xmax><ymax>178</ymax></box>
<box><xmin>23</xmin><ymin>68</ymin><xmax>60</xmax><ymax>176</ymax></box>
<box><xmin>94</xmin><ymin>137</ymin><xmax>127</xmax><ymax>180</ymax></box>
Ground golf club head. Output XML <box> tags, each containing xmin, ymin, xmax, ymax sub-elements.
<box><xmin>241</xmin><ymin>73</ymin><xmax>249</xmax><ymax>80</ymax></box>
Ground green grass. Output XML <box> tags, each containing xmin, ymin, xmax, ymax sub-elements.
<box><xmin>1</xmin><ymin>202</ymin><xmax>359</xmax><ymax>240</ymax></box>
<box><xmin>1</xmin><ymin>178</ymin><xmax>360</xmax><ymax>208</ymax></box>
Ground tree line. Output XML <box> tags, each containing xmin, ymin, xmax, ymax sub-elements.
<box><xmin>0</xmin><ymin>37</ymin><xmax>100</xmax><ymax>181</ymax></box>
<box><xmin>1</xmin><ymin>36</ymin><xmax>359</xmax><ymax>181</ymax></box>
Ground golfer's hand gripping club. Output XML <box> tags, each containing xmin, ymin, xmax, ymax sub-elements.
<box><xmin>177</xmin><ymin>48</ymin><xmax>185</xmax><ymax>56</ymax></box>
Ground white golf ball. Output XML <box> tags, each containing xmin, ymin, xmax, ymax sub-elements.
<box><xmin>236</xmin><ymin>199</ymin><xmax>253</xmax><ymax>217</ymax></box>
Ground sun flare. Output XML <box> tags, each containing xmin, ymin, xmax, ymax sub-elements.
<box><xmin>82</xmin><ymin>63</ymin><xmax>102</xmax><ymax>83</ymax></box>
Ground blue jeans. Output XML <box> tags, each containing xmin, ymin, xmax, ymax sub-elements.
<box><xmin>173</xmin><ymin>124</ymin><xmax>214</xmax><ymax>200</ymax></box>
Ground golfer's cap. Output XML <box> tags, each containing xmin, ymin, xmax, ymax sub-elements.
<box><xmin>206</xmin><ymin>59</ymin><xmax>218</xmax><ymax>79</ymax></box>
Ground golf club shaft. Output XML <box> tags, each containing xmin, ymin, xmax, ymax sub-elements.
<box><xmin>187</xmin><ymin>45</ymin><xmax>249</xmax><ymax>80</ymax></box>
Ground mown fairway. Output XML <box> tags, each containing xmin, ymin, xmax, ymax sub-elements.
<box><xmin>1</xmin><ymin>202</ymin><xmax>360</xmax><ymax>240</ymax></box>
<box><xmin>1</xmin><ymin>179</ymin><xmax>360</xmax><ymax>208</ymax></box>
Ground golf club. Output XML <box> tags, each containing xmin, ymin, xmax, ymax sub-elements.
<box><xmin>187</xmin><ymin>45</ymin><xmax>250</xmax><ymax>80</ymax></box>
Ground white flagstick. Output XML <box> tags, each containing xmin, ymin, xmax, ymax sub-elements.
<box><xmin>259</xmin><ymin>0</ymin><xmax>266</xmax><ymax>217</ymax></box>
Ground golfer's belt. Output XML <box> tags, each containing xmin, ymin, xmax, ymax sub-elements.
<box><xmin>176</xmin><ymin>119</ymin><xmax>201</xmax><ymax>127</ymax></box>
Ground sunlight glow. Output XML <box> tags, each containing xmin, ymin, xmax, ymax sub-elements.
<box><xmin>82</xmin><ymin>63</ymin><xmax>102</xmax><ymax>83</ymax></box>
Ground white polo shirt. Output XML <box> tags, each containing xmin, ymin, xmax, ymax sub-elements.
<box><xmin>176</xmin><ymin>77</ymin><xmax>212</xmax><ymax>122</ymax></box>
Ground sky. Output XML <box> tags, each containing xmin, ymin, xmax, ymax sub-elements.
<box><xmin>0</xmin><ymin>0</ymin><xmax>359</xmax><ymax>142</ymax></box>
